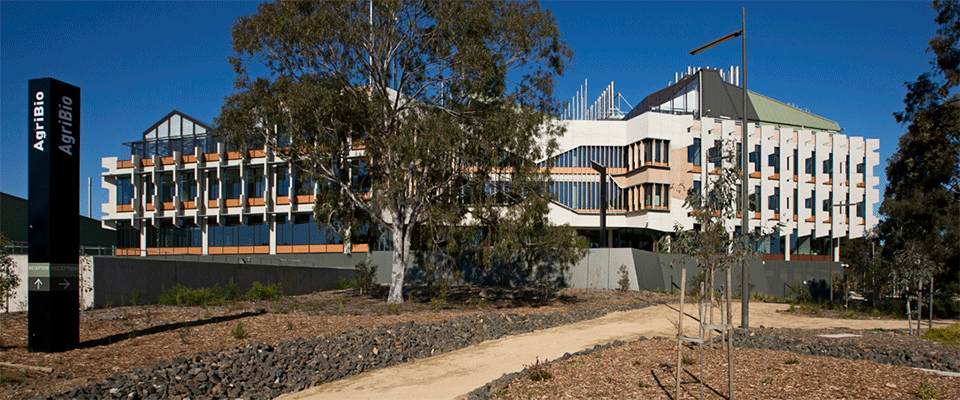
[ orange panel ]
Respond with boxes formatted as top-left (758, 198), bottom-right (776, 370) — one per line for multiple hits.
top-left (770, 213), bottom-right (780, 220)
top-left (309, 245), bottom-right (325, 253)
top-left (225, 199), bottom-right (241, 207)
top-left (141, 159), bottom-right (154, 167)
top-left (749, 171), bottom-right (761, 179)
top-left (183, 201), bottom-right (196, 209)
top-left (353, 243), bottom-right (370, 253)
top-left (160, 156), bottom-right (175, 165)
top-left (145, 204), bottom-right (155, 211)
top-left (226, 151), bottom-right (242, 160)
top-left (690, 166), bottom-right (702, 173)
top-left (327, 244), bottom-right (344, 253)
top-left (204, 154), bottom-right (220, 162)
top-left (857, 182), bottom-right (865, 188)
top-left (823, 179), bottom-right (833, 186)
top-left (768, 173), bottom-right (780, 180)
top-left (805, 217), bottom-right (816, 223)
top-left (793, 175), bottom-right (798, 182)
top-left (753, 212), bottom-right (761, 219)
top-left (117, 160), bottom-right (134, 169)
top-left (249, 198), bottom-right (265, 206)
top-left (292, 245), bottom-right (310, 253)
top-left (187, 247), bottom-right (202, 255)
top-left (181, 155), bottom-right (197, 164)
top-left (277, 197), bottom-right (290, 205)
top-left (208, 200), bottom-right (218, 208)
top-left (248, 149), bottom-right (266, 158)
top-left (294, 195), bottom-right (313, 204)
top-left (117, 204), bottom-right (134, 212)
top-left (162, 202), bottom-right (175, 210)
top-left (254, 246), bottom-right (269, 254)
top-left (277, 245), bottom-right (293, 254)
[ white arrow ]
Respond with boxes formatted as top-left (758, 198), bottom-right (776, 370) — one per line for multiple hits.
top-left (34, 279), bottom-right (43, 289)
top-left (59, 280), bottom-right (70, 289)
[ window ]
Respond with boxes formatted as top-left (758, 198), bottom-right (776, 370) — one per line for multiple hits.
top-left (276, 166), bottom-right (289, 197)
top-left (856, 162), bottom-right (865, 174)
top-left (691, 180), bottom-right (702, 197)
top-left (856, 202), bottom-right (865, 218)
top-left (845, 155), bottom-right (851, 181)
top-left (116, 177), bottom-right (134, 205)
top-left (768, 187), bottom-right (780, 212)
top-left (688, 138), bottom-right (701, 166)
top-left (293, 169), bottom-right (314, 196)
top-left (793, 189), bottom-right (798, 214)
top-left (642, 139), bottom-right (669, 165)
top-left (822, 193), bottom-right (833, 213)
top-left (179, 172), bottom-right (196, 201)
top-left (793, 149), bottom-right (799, 174)
top-left (751, 145), bottom-right (761, 172)
top-left (709, 140), bottom-right (722, 169)
top-left (143, 175), bottom-right (154, 198)
top-left (246, 167), bottom-right (264, 198)
top-left (823, 156), bottom-right (833, 178)
top-left (223, 168), bottom-right (241, 199)
top-left (805, 153), bottom-right (815, 175)
top-left (643, 183), bottom-right (669, 208)
top-left (206, 170), bottom-right (219, 200)
top-left (769, 147), bottom-right (780, 174)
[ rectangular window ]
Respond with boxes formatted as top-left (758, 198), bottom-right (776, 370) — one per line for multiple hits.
top-left (206, 170), bottom-right (219, 200)
top-left (688, 138), bottom-right (702, 166)
top-left (691, 180), bottom-right (701, 197)
top-left (823, 193), bottom-right (833, 213)
top-left (143, 175), bottom-right (154, 198)
top-left (223, 168), bottom-right (241, 199)
top-left (246, 166), bottom-right (264, 198)
top-left (845, 155), bottom-right (851, 181)
top-left (709, 140), bottom-right (722, 169)
top-left (751, 145), bottom-right (761, 171)
top-left (805, 156), bottom-right (815, 175)
top-left (856, 162), bottom-right (865, 174)
top-left (823, 156), bottom-right (833, 178)
top-left (179, 171), bottom-right (196, 201)
top-left (117, 177), bottom-right (134, 205)
top-left (856, 202), bottom-right (865, 218)
top-left (793, 149), bottom-right (799, 174)
top-left (769, 147), bottom-right (780, 174)
top-left (276, 166), bottom-right (289, 197)
top-left (768, 187), bottom-right (780, 212)
top-left (644, 141), bottom-right (653, 164)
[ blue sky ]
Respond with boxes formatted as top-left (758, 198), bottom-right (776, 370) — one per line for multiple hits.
top-left (0, 1), bottom-right (940, 221)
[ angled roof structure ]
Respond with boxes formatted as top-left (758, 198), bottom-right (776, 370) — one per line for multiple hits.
top-left (624, 69), bottom-right (840, 131)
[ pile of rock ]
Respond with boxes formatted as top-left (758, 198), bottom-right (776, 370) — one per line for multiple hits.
top-left (34, 301), bottom-right (658, 400)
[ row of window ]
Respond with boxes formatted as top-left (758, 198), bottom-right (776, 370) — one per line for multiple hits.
top-left (115, 167), bottom-right (315, 205)
top-left (687, 139), bottom-right (867, 180)
top-left (115, 215), bottom-right (345, 249)
top-left (689, 181), bottom-right (866, 218)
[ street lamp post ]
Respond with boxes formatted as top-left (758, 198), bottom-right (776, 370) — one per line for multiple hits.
top-left (691, 7), bottom-right (750, 329)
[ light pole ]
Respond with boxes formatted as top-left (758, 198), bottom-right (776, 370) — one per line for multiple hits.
top-left (690, 7), bottom-right (750, 329)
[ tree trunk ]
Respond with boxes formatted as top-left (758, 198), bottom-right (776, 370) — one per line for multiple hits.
top-left (929, 275), bottom-right (934, 330)
top-left (388, 222), bottom-right (412, 304)
top-left (906, 289), bottom-right (914, 336)
top-left (917, 279), bottom-right (922, 336)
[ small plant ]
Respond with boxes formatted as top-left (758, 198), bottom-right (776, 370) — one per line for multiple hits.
top-left (637, 381), bottom-right (650, 388)
top-left (179, 326), bottom-right (191, 345)
top-left (787, 304), bottom-right (797, 312)
top-left (230, 321), bottom-right (249, 340)
top-left (388, 304), bottom-right (401, 315)
top-left (761, 378), bottom-right (772, 385)
top-left (0, 373), bottom-right (24, 384)
top-left (922, 322), bottom-right (960, 346)
top-left (524, 357), bottom-right (551, 381)
top-left (911, 380), bottom-right (939, 399)
top-left (225, 278), bottom-right (240, 301)
top-left (617, 264), bottom-right (630, 291)
top-left (245, 282), bottom-right (282, 301)
top-left (130, 290), bottom-right (144, 306)
top-left (354, 258), bottom-right (378, 295)
top-left (286, 321), bottom-right (295, 331)
top-left (785, 357), bottom-right (799, 365)
top-left (682, 355), bottom-right (696, 365)
top-left (104, 295), bottom-right (114, 309)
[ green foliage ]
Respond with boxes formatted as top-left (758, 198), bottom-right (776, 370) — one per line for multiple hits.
top-left (911, 380), bottom-right (940, 399)
top-left (785, 358), bottom-right (800, 365)
top-left (0, 233), bottom-right (21, 313)
top-left (922, 322), bottom-right (960, 346)
top-left (882, 0), bottom-right (960, 297)
top-left (218, 0), bottom-right (575, 304)
top-left (681, 356), bottom-right (695, 365)
top-left (158, 284), bottom-right (224, 307)
top-left (524, 357), bottom-right (552, 381)
top-left (230, 321), bottom-right (249, 340)
top-left (354, 258), bottom-right (378, 295)
top-left (245, 282), bottom-right (282, 301)
top-left (617, 264), bottom-right (630, 291)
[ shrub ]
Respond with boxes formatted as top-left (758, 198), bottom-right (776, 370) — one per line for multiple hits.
top-left (230, 321), bottom-right (248, 340)
top-left (158, 284), bottom-right (223, 306)
top-left (922, 322), bottom-right (960, 346)
top-left (524, 357), bottom-right (551, 381)
top-left (354, 259), bottom-right (378, 295)
top-left (911, 380), bottom-right (939, 399)
top-left (245, 281), bottom-right (282, 301)
top-left (617, 264), bottom-right (630, 291)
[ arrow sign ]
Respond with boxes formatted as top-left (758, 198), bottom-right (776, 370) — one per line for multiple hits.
top-left (35, 279), bottom-right (43, 289)
top-left (59, 280), bottom-right (70, 290)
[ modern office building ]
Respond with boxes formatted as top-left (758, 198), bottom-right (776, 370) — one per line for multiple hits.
top-left (100, 67), bottom-right (879, 261)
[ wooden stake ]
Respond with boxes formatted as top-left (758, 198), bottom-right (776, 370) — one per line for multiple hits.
top-left (676, 268), bottom-right (686, 400)
top-left (727, 267), bottom-right (734, 400)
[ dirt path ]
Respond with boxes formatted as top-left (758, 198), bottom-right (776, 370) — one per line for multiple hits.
top-left (276, 302), bottom-right (958, 400)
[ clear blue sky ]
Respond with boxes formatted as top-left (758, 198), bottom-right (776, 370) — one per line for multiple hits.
top-left (0, 1), bottom-right (940, 221)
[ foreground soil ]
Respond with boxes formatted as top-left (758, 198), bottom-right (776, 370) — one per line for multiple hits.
top-left (0, 287), bottom-right (660, 399)
top-left (493, 337), bottom-right (960, 400)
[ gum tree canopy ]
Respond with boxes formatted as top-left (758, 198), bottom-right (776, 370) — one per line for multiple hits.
top-left (217, 0), bottom-right (577, 303)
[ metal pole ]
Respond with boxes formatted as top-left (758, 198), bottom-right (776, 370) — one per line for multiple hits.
top-left (740, 6), bottom-right (750, 330)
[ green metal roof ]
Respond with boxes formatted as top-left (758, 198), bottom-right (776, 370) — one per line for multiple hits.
top-left (748, 91), bottom-right (840, 131)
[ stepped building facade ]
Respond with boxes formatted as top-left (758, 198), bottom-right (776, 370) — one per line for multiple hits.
top-left (101, 68), bottom-right (879, 261)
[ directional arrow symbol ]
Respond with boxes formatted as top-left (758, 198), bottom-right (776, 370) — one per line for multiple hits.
top-left (35, 279), bottom-right (43, 289)
top-left (59, 280), bottom-right (70, 290)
